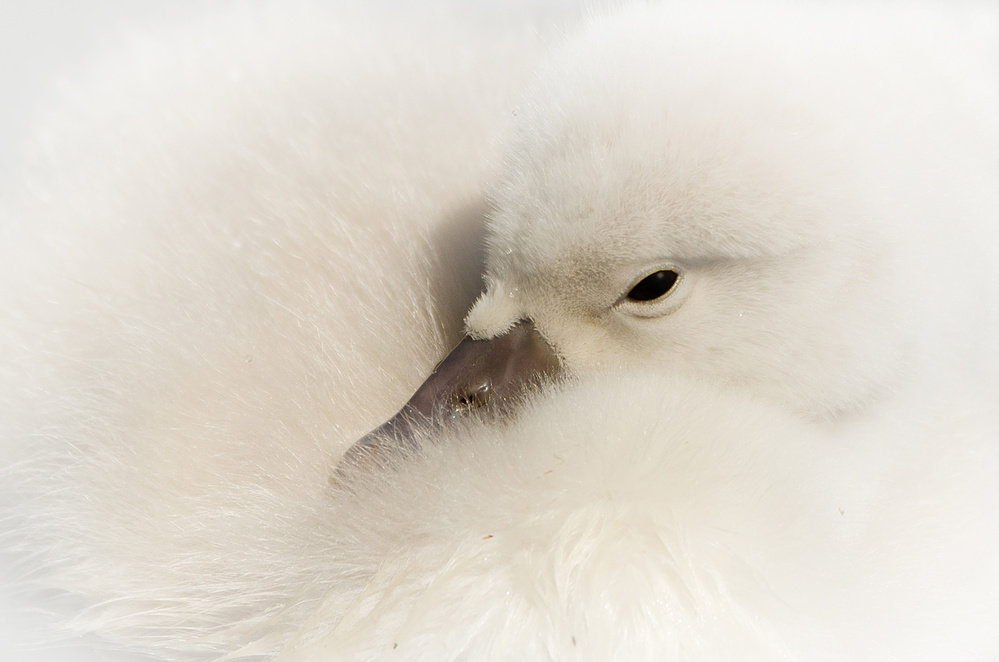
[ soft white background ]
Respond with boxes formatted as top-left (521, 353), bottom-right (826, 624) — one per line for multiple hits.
top-left (0, 1), bottom-right (217, 174)
top-left (1, 4), bottom-right (210, 659)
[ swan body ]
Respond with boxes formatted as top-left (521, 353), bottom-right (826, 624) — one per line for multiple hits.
top-left (2, 2), bottom-right (998, 661)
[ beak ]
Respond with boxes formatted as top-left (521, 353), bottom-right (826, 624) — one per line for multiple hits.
top-left (338, 320), bottom-right (560, 471)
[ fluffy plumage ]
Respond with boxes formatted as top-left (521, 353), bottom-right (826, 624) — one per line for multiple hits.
top-left (2, 2), bottom-right (998, 661)
top-left (470, 2), bottom-right (999, 418)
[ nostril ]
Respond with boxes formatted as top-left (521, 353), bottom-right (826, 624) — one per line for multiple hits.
top-left (450, 384), bottom-right (492, 417)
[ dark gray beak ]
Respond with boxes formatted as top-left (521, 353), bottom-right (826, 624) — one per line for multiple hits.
top-left (338, 320), bottom-right (560, 471)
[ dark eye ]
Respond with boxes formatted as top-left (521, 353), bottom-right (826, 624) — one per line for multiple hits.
top-left (626, 269), bottom-right (679, 302)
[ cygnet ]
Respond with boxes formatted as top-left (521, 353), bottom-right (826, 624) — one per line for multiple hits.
top-left (2, 2), bottom-right (998, 662)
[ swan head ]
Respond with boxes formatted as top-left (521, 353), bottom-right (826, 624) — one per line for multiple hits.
top-left (345, 5), bottom-right (916, 466)
top-left (467, 6), bottom-right (912, 420)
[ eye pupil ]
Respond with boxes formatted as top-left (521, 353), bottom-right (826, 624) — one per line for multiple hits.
top-left (627, 269), bottom-right (679, 302)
